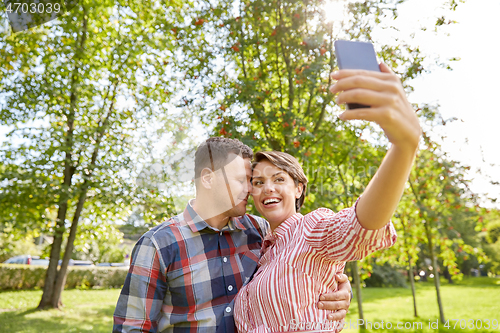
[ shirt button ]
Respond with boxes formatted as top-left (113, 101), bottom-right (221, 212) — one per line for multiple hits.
top-left (228, 285), bottom-right (233, 291)
top-left (223, 257), bottom-right (228, 263)
top-left (225, 306), bottom-right (231, 313)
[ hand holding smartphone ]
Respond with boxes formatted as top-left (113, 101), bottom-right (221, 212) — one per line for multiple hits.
top-left (333, 40), bottom-right (380, 109)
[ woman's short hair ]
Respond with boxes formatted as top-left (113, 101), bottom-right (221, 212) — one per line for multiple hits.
top-left (252, 151), bottom-right (308, 211)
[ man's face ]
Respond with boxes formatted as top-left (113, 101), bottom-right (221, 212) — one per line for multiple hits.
top-left (211, 155), bottom-right (252, 218)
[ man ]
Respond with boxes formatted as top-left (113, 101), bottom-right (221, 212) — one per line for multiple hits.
top-left (113, 137), bottom-right (352, 333)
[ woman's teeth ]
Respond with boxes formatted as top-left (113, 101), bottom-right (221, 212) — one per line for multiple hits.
top-left (263, 198), bottom-right (281, 205)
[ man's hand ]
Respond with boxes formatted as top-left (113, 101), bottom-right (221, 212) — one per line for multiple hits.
top-left (317, 274), bottom-right (351, 332)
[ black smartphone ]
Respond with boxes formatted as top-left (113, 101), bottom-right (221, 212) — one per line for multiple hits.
top-left (334, 40), bottom-right (380, 110)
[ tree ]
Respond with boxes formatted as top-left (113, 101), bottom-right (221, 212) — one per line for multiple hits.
top-left (387, 201), bottom-right (423, 318)
top-left (72, 220), bottom-right (128, 264)
top-left (480, 208), bottom-right (500, 275)
top-left (0, 225), bottom-right (42, 262)
top-left (0, 0), bottom-right (183, 308)
top-left (1, 0), bottom-right (479, 323)
top-left (170, 0), bottom-right (465, 324)
top-left (406, 127), bottom-right (488, 323)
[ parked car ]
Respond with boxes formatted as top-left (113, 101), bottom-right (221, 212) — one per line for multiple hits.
top-left (3, 256), bottom-right (95, 266)
top-left (71, 260), bottom-right (94, 266)
top-left (3, 255), bottom-right (50, 266)
top-left (96, 262), bottom-right (128, 267)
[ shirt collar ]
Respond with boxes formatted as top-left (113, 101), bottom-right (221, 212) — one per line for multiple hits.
top-left (263, 212), bottom-right (303, 245)
top-left (182, 199), bottom-right (246, 233)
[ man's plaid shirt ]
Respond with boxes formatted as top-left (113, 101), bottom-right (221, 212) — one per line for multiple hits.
top-left (113, 199), bottom-right (269, 333)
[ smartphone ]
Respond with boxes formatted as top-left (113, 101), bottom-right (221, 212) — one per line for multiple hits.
top-left (334, 40), bottom-right (380, 110)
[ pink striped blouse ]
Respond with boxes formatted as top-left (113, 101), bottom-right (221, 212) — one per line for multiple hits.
top-left (233, 203), bottom-right (397, 333)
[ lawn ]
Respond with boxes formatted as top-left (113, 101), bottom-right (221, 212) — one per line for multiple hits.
top-left (344, 277), bottom-right (500, 332)
top-left (0, 289), bottom-right (118, 333)
top-left (0, 277), bottom-right (498, 333)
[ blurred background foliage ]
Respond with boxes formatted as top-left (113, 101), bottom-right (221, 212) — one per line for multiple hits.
top-left (0, 0), bottom-right (497, 318)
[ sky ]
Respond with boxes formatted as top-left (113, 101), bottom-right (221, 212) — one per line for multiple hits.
top-left (1, 0), bottom-right (499, 208)
top-left (390, 0), bottom-right (500, 207)
top-left (323, 0), bottom-right (500, 208)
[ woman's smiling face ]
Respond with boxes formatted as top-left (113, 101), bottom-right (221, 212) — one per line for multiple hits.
top-left (251, 160), bottom-right (303, 230)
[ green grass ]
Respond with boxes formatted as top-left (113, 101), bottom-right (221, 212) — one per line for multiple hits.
top-left (345, 277), bottom-right (500, 332)
top-left (0, 277), bottom-right (498, 333)
top-left (0, 289), bottom-right (120, 333)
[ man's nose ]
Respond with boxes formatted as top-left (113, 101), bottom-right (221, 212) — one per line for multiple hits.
top-left (244, 180), bottom-right (252, 194)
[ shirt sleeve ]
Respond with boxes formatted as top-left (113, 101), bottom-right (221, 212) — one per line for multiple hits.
top-left (303, 198), bottom-right (397, 262)
top-left (113, 235), bottom-right (168, 333)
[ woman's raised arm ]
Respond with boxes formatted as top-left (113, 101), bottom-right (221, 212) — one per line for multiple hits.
top-left (329, 63), bottom-right (421, 230)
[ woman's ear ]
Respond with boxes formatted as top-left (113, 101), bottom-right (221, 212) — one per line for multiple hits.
top-left (200, 168), bottom-right (214, 189)
top-left (296, 183), bottom-right (304, 199)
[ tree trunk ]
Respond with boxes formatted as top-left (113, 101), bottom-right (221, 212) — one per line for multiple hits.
top-left (408, 178), bottom-right (445, 323)
top-left (401, 215), bottom-right (418, 317)
top-left (408, 262), bottom-right (418, 317)
top-left (351, 261), bottom-right (365, 329)
top-left (37, 203), bottom-right (69, 309)
top-left (51, 189), bottom-right (88, 307)
top-left (425, 222), bottom-right (446, 323)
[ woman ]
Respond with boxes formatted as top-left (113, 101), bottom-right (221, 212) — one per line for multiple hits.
top-left (233, 151), bottom-right (397, 333)
top-left (234, 64), bottom-right (421, 333)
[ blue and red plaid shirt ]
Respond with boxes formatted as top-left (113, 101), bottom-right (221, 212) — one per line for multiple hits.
top-left (113, 199), bottom-right (269, 333)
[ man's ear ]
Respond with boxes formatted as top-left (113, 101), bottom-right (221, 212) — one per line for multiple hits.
top-left (200, 168), bottom-right (214, 190)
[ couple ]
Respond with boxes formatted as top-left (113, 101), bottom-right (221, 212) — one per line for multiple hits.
top-left (113, 64), bottom-right (421, 333)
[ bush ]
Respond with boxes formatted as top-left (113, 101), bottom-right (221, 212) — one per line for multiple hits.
top-left (0, 264), bottom-right (129, 290)
top-left (364, 263), bottom-right (408, 288)
top-left (0, 231), bottom-right (41, 263)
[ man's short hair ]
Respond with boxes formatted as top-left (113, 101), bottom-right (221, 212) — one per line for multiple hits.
top-left (194, 137), bottom-right (253, 189)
